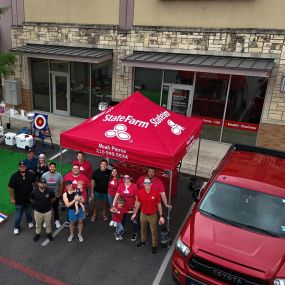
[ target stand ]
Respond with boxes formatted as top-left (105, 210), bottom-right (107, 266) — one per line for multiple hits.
top-left (32, 113), bottom-right (54, 150)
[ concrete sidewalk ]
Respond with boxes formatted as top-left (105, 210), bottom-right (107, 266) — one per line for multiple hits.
top-left (1, 112), bottom-right (230, 179)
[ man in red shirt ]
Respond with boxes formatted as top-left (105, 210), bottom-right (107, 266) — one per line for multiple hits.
top-left (136, 167), bottom-right (171, 210)
top-left (63, 164), bottom-right (90, 203)
top-left (131, 177), bottom-right (165, 255)
top-left (72, 151), bottom-right (92, 180)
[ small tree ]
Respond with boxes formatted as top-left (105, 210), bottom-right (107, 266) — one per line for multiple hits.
top-left (0, 6), bottom-right (17, 78)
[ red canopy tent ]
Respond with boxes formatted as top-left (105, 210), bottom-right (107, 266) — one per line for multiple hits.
top-left (60, 91), bottom-right (203, 229)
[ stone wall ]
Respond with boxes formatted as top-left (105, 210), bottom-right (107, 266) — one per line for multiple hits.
top-left (11, 23), bottom-right (285, 148)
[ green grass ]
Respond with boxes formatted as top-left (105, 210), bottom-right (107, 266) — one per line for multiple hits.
top-left (0, 148), bottom-right (71, 215)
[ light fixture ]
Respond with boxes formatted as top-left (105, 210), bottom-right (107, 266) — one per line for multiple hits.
top-left (120, 65), bottom-right (125, 77)
top-left (280, 75), bottom-right (285, 92)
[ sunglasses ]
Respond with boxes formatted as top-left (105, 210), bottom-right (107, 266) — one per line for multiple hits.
top-left (144, 182), bottom-right (151, 184)
top-left (123, 176), bottom-right (130, 179)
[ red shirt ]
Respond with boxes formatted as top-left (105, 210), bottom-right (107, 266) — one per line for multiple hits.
top-left (108, 177), bottom-right (123, 197)
top-left (136, 176), bottom-right (165, 194)
top-left (112, 204), bottom-right (128, 223)
top-left (63, 172), bottom-right (90, 202)
top-left (138, 187), bottom-right (161, 215)
top-left (116, 182), bottom-right (138, 210)
top-left (72, 160), bottom-right (93, 180)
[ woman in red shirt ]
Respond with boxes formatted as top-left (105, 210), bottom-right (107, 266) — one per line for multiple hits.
top-left (113, 174), bottom-right (139, 241)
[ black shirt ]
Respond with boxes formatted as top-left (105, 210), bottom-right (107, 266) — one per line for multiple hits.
top-left (35, 165), bottom-right (49, 181)
top-left (67, 191), bottom-right (77, 210)
top-left (30, 187), bottom-right (55, 213)
top-left (8, 171), bottom-right (36, 205)
top-left (92, 168), bottom-right (111, 193)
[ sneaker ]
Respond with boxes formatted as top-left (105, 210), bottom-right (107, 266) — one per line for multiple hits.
top-left (28, 222), bottom-right (34, 229)
top-left (109, 221), bottom-right (114, 227)
top-left (14, 228), bottom-right (19, 235)
top-left (131, 233), bottom-right (137, 241)
top-left (78, 234), bottom-right (83, 242)
top-left (113, 222), bottom-right (117, 227)
top-left (47, 233), bottom-right (53, 241)
top-left (43, 222), bottom-right (46, 228)
top-left (33, 234), bottom-right (40, 242)
top-left (114, 233), bottom-right (122, 240)
top-left (136, 241), bottom-right (147, 248)
top-left (67, 234), bottom-right (74, 242)
top-left (65, 222), bottom-right (70, 228)
top-left (151, 247), bottom-right (157, 255)
top-left (55, 220), bottom-right (61, 229)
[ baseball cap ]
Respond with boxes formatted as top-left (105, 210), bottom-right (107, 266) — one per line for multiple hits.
top-left (38, 178), bottom-right (46, 184)
top-left (65, 180), bottom-right (73, 185)
top-left (27, 148), bottom-right (34, 153)
top-left (18, 160), bottom-right (26, 166)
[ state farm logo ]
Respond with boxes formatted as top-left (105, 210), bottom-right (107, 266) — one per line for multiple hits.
top-left (105, 124), bottom-right (131, 141)
top-left (167, 120), bottom-right (185, 135)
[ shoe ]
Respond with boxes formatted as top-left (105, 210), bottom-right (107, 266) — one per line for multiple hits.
top-left (136, 241), bottom-right (147, 248)
top-left (28, 222), bottom-right (34, 229)
top-left (55, 220), bottom-right (61, 229)
top-left (78, 234), bottom-right (83, 242)
top-left (114, 233), bottom-right (122, 240)
top-left (43, 222), bottom-right (46, 228)
top-left (113, 222), bottom-right (117, 227)
top-left (65, 222), bottom-right (70, 228)
top-left (47, 233), bottom-right (53, 241)
top-left (14, 228), bottom-right (19, 235)
top-left (90, 215), bottom-right (96, 223)
top-left (151, 247), bottom-right (157, 255)
top-left (131, 233), bottom-right (137, 241)
top-left (67, 234), bottom-right (74, 242)
top-left (109, 221), bottom-right (114, 227)
top-left (102, 215), bottom-right (108, 221)
top-left (33, 234), bottom-right (40, 242)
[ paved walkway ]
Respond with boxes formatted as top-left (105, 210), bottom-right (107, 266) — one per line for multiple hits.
top-left (1, 112), bottom-right (230, 178)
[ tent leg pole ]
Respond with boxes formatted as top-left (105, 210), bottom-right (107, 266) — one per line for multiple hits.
top-left (194, 136), bottom-right (201, 178)
top-left (167, 170), bottom-right (173, 231)
top-left (60, 147), bottom-right (63, 174)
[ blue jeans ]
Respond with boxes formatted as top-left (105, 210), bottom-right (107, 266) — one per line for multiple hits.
top-left (14, 204), bottom-right (33, 229)
top-left (116, 223), bottom-right (124, 235)
top-left (123, 213), bottom-right (138, 235)
top-left (108, 194), bottom-right (114, 206)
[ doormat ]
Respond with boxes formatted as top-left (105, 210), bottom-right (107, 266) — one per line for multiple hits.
top-left (0, 212), bottom-right (8, 225)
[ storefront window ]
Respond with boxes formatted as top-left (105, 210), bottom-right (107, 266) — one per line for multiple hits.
top-left (70, 62), bottom-right (90, 118)
top-left (31, 58), bottom-right (50, 112)
top-left (192, 73), bottom-right (230, 141)
top-left (222, 76), bottom-right (267, 145)
top-left (91, 60), bottom-right (113, 116)
top-left (164, 70), bottom-right (194, 85)
top-left (134, 68), bottom-right (163, 105)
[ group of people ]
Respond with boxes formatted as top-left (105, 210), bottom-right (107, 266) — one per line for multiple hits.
top-left (8, 149), bottom-right (172, 254)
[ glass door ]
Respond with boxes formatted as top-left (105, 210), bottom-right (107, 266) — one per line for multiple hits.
top-left (52, 72), bottom-right (70, 116)
top-left (167, 84), bottom-right (193, 116)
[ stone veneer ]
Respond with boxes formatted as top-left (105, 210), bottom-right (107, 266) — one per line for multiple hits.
top-left (11, 23), bottom-right (285, 149)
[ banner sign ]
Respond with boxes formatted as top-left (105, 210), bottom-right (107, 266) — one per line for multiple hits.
top-left (193, 116), bottom-right (259, 132)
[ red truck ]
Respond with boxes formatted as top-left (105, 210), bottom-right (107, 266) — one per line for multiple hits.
top-left (172, 144), bottom-right (285, 285)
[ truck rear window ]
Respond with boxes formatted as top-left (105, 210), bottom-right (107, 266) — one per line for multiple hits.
top-left (199, 182), bottom-right (285, 238)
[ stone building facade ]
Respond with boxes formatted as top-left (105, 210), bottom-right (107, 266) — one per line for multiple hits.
top-left (11, 22), bottom-right (285, 150)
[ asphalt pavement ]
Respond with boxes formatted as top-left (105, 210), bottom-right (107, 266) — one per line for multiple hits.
top-left (0, 143), bottom-right (206, 285)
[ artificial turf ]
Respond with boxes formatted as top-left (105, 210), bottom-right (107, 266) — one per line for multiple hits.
top-left (0, 148), bottom-right (71, 215)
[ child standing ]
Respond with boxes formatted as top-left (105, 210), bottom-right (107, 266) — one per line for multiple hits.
top-left (75, 181), bottom-right (85, 214)
top-left (110, 197), bottom-right (128, 240)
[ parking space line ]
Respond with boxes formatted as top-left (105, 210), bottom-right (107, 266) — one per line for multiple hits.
top-left (152, 202), bottom-right (196, 285)
top-left (41, 224), bottom-right (66, 247)
top-left (0, 255), bottom-right (68, 285)
top-left (49, 149), bottom-right (68, 161)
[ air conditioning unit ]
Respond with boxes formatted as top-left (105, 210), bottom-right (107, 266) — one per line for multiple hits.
top-left (3, 80), bottom-right (22, 105)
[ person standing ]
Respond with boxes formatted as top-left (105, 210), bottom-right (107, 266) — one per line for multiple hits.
top-left (41, 162), bottom-right (63, 229)
top-left (108, 167), bottom-right (123, 210)
top-left (137, 167), bottom-right (172, 210)
top-left (90, 159), bottom-right (111, 222)
top-left (30, 178), bottom-right (55, 242)
top-left (35, 153), bottom-right (49, 181)
top-left (131, 177), bottom-right (165, 255)
top-left (72, 151), bottom-right (93, 180)
top-left (63, 180), bottom-right (85, 242)
top-left (8, 161), bottom-right (36, 235)
top-left (113, 174), bottom-right (139, 241)
top-left (24, 149), bottom-right (38, 174)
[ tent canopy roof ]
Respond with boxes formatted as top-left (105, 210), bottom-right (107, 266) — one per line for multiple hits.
top-left (60, 92), bottom-right (203, 170)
